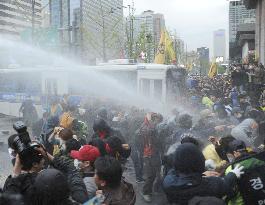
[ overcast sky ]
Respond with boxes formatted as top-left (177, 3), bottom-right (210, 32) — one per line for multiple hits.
top-left (124, 0), bottom-right (229, 57)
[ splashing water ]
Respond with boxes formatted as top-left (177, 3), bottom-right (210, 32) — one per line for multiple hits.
top-left (0, 36), bottom-right (170, 114)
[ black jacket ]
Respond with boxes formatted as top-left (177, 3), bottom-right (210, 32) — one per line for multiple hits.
top-left (3, 156), bottom-right (88, 204)
top-left (51, 156), bottom-right (89, 203)
top-left (163, 169), bottom-right (237, 205)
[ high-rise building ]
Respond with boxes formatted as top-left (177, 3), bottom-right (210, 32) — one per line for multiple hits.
top-left (229, 0), bottom-right (255, 43)
top-left (41, 0), bottom-right (50, 28)
top-left (50, 0), bottom-right (124, 63)
top-left (129, 10), bottom-right (165, 62)
top-left (0, 0), bottom-right (42, 38)
top-left (213, 29), bottom-right (226, 62)
top-left (82, 0), bottom-right (124, 63)
top-left (244, 0), bottom-right (265, 65)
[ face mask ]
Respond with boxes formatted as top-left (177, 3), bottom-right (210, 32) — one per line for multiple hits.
top-left (227, 156), bottom-right (235, 163)
top-left (74, 159), bottom-right (82, 170)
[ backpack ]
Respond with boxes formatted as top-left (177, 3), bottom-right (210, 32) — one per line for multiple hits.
top-left (232, 152), bottom-right (265, 205)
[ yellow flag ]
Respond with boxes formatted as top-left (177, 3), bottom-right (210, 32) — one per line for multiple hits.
top-left (154, 30), bottom-right (166, 64)
top-left (208, 62), bottom-right (217, 78)
top-left (165, 31), bottom-right (176, 63)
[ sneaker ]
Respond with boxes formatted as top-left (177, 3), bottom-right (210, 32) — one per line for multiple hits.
top-left (140, 192), bottom-right (152, 203)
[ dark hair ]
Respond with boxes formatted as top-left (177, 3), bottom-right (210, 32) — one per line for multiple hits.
top-left (93, 119), bottom-right (110, 133)
top-left (215, 135), bottom-right (236, 160)
top-left (94, 156), bottom-right (122, 188)
top-left (29, 169), bottom-right (70, 205)
top-left (181, 136), bottom-right (199, 147)
top-left (64, 138), bottom-right (81, 154)
top-left (59, 128), bottom-right (73, 141)
top-left (178, 114), bottom-right (192, 129)
top-left (20, 149), bottom-right (43, 171)
top-left (173, 143), bottom-right (205, 174)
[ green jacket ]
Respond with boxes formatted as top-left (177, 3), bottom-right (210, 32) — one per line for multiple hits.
top-left (225, 156), bottom-right (265, 205)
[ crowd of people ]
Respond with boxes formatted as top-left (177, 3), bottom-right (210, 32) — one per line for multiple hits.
top-left (1, 62), bottom-right (265, 205)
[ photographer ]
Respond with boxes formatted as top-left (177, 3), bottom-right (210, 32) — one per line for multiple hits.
top-left (3, 121), bottom-right (89, 204)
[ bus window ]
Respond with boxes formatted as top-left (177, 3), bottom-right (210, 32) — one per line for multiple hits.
top-left (154, 80), bottom-right (162, 100)
top-left (142, 79), bottom-right (150, 97)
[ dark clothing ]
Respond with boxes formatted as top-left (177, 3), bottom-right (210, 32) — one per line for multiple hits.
top-left (142, 157), bottom-right (161, 195)
top-left (3, 173), bottom-right (38, 204)
top-left (231, 70), bottom-right (248, 87)
top-left (52, 156), bottom-right (89, 203)
top-left (3, 156), bottom-right (88, 204)
top-left (136, 122), bottom-right (162, 195)
top-left (103, 179), bottom-right (136, 205)
top-left (163, 169), bottom-right (237, 205)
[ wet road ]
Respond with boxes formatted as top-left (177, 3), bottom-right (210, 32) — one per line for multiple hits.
top-left (0, 115), bottom-right (168, 205)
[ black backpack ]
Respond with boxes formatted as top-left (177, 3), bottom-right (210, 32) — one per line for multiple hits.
top-left (232, 152), bottom-right (265, 205)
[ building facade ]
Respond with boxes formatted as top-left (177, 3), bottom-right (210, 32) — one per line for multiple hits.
top-left (82, 0), bottom-right (124, 63)
top-left (244, 0), bottom-right (265, 64)
top-left (213, 29), bottom-right (226, 62)
top-left (229, 0), bottom-right (256, 43)
top-left (129, 10), bottom-right (165, 62)
top-left (50, 0), bottom-right (124, 63)
top-left (0, 0), bottom-right (42, 39)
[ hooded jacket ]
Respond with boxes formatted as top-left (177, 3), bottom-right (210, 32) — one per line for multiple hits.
top-left (163, 143), bottom-right (237, 205)
top-left (231, 118), bottom-right (258, 147)
top-left (163, 169), bottom-right (237, 205)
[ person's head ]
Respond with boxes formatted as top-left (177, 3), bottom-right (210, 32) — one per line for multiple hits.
top-left (93, 119), bottom-right (110, 134)
top-left (20, 148), bottom-right (45, 172)
top-left (216, 105), bottom-right (228, 119)
top-left (215, 135), bottom-right (236, 161)
top-left (178, 114), bottom-right (192, 129)
top-left (200, 109), bottom-right (213, 120)
top-left (173, 143), bottom-right (205, 174)
top-left (97, 107), bottom-right (108, 120)
top-left (70, 145), bottom-right (101, 172)
top-left (232, 107), bottom-right (244, 119)
top-left (94, 156), bottom-right (122, 189)
top-left (180, 133), bottom-right (199, 147)
top-left (226, 140), bottom-right (247, 162)
top-left (247, 109), bottom-right (264, 123)
top-left (30, 169), bottom-right (70, 205)
top-left (64, 138), bottom-right (81, 154)
top-left (59, 128), bottom-right (73, 141)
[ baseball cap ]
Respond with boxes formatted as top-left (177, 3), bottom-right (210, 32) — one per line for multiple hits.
top-left (70, 145), bottom-right (100, 162)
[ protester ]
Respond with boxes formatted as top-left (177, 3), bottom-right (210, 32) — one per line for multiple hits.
top-left (93, 156), bottom-right (136, 205)
top-left (136, 113), bottom-right (163, 202)
top-left (70, 145), bottom-right (101, 199)
top-left (163, 143), bottom-right (243, 204)
top-left (224, 140), bottom-right (265, 205)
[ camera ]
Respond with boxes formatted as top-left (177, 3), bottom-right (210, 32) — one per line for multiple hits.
top-left (12, 121), bottom-right (40, 158)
